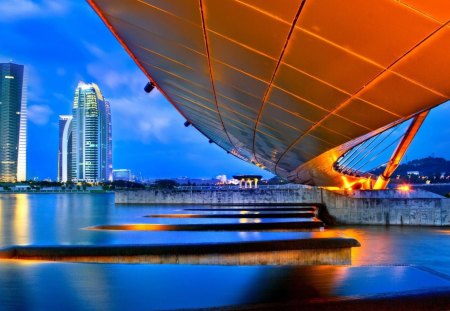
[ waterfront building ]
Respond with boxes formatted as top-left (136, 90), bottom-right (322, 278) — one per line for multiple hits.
top-left (0, 62), bottom-right (27, 182)
top-left (57, 115), bottom-right (73, 182)
top-left (215, 175), bottom-right (227, 184)
top-left (113, 169), bottom-right (132, 182)
top-left (70, 82), bottom-right (112, 182)
top-left (233, 175), bottom-right (262, 189)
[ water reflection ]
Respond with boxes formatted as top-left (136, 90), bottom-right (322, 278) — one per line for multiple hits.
top-left (0, 194), bottom-right (31, 245)
top-left (1, 194), bottom-right (450, 276)
top-left (329, 227), bottom-right (404, 266)
top-left (1, 262), bottom-right (449, 310)
top-left (0, 194), bottom-right (322, 247)
top-left (14, 195), bottom-right (30, 245)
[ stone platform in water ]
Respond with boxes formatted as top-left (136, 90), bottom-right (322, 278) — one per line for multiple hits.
top-left (183, 206), bottom-right (317, 212)
top-left (88, 219), bottom-right (324, 232)
top-left (0, 262), bottom-right (449, 310)
top-left (144, 212), bottom-right (316, 218)
top-left (116, 188), bottom-right (450, 226)
top-left (0, 236), bottom-right (359, 265)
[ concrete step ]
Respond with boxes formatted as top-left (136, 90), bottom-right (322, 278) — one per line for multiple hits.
top-left (144, 212), bottom-right (317, 219)
top-left (0, 236), bottom-right (359, 265)
top-left (184, 207), bottom-right (317, 212)
top-left (88, 220), bottom-right (324, 232)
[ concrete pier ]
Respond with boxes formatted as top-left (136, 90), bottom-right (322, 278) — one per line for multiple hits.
top-left (323, 189), bottom-right (450, 226)
top-left (116, 188), bottom-right (450, 226)
top-left (0, 238), bottom-right (359, 265)
top-left (115, 187), bottom-right (322, 205)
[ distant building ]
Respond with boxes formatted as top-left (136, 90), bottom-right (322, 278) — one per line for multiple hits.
top-left (13, 184), bottom-right (29, 191)
top-left (113, 169), bottom-right (132, 182)
top-left (216, 175), bottom-right (227, 184)
top-left (58, 115), bottom-right (73, 182)
top-left (59, 82), bottom-right (112, 183)
top-left (0, 62), bottom-right (27, 182)
top-left (407, 171), bottom-right (420, 176)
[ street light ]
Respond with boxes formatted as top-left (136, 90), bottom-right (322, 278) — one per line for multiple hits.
top-left (144, 82), bottom-right (155, 93)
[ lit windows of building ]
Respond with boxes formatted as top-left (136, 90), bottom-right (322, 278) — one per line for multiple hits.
top-left (0, 63), bottom-right (27, 182)
top-left (64, 82), bottom-right (112, 183)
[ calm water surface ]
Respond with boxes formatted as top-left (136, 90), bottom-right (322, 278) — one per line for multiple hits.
top-left (0, 193), bottom-right (323, 247)
top-left (1, 193), bottom-right (450, 310)
top-left (1, 193), bottom-right (450, 271)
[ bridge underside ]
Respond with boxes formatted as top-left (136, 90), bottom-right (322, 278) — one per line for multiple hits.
top-left (88, 0), bottom-right (450, 187)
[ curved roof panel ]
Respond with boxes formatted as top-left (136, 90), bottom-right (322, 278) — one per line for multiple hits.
top-left (88, 0), bottom-right (450, 186)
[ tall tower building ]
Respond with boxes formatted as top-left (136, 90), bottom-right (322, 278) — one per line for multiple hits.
top-left (0, 63), bottom-right (27, 182)
top-left (70, 82), bottom-right (112, 182)
top-left (57, 115), bottom-right (73, 182)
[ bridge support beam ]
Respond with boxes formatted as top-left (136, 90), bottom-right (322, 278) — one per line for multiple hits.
top-left (373, 110), bottom-right (430, 190)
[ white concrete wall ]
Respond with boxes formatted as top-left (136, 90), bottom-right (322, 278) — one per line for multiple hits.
top-left (323, 190), bottom-right (450, 226)
top-left (115, 188), bottom-right (322, 205)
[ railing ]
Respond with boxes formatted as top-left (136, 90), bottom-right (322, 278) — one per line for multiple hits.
top-left (334, 118), bottom-right (413, 177)
top-left (175, 184), bottom-right (311, 191)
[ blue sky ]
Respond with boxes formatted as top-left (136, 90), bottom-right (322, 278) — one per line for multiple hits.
top-left (0, 0), bottom-right (274, 180)
top-left (1, 1), bottom-right (449, 181)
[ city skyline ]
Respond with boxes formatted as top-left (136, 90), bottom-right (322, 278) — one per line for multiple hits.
top-left (1, 1), bottom-right (449, 181)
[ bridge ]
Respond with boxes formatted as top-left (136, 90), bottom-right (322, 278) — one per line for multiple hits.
top-left (88, 0), bottom-right (450, 189)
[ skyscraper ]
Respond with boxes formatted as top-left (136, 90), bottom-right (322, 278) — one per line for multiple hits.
top-left (67, 82), bottom-right (112, 182)
top-left (0, 63), bottom-right (27, 182)
top-left (57, 115), bottom-right (73, 182)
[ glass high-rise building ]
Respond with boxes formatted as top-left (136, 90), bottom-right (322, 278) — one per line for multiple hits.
top-left (0, 63), bottom-right (27, 182)
top-left (57, 115), bottom-right (73, 182)
top-left (69, 82), bottom-right (112, 182)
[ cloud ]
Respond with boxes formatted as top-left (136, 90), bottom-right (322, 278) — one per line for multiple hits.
top-left (86, 63), bottom-right (132, 90)
top-left (109, 88), bottom-right (204, 144)
top-left (84, 52), bottom-right (205, 145)
top-left (110, 92), bottom-right (174, 143)
top-left (0, 0), bottom-right (69, 21)
top-left (28, 104), bottom-right (53, 125)
top-left (25, 64), bottom-right (46, 102)
top-left (83, 41), bottom-right (107, 59)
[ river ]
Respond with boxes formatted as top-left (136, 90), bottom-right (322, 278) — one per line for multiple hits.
top-left (1, 193), bottom-right (449, 310)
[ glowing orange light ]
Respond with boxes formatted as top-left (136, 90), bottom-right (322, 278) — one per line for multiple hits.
top-left (397, 185), bottom-right (411, 191)
top-left (340, 176), bottom-right (369, 191)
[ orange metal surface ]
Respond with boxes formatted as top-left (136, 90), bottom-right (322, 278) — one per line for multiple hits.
top-left (373, 110), bottom-right (430, 189)
top-left (88, 0), bottom-right (450, 186)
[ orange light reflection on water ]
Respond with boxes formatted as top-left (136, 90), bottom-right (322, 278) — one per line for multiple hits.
top-left (239, 218), bottom-right (262, 223)
top-left (13, 194), bottom-right (30, 245)
top-left (0, 197), bottom-right (3, 245)
top-left (341, 228), bottom-right (365, 264)
top-left (328, 227), bottom-right (396, 266)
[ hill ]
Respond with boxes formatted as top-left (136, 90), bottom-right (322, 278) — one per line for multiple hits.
top-left (370, 157), bottom-right (450, 184)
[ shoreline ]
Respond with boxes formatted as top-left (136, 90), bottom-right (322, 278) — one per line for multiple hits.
top-left (0, 190), bottom-right (112, 194)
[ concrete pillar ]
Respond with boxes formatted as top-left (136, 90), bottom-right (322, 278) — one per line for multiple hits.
top-left (239, 179), bottom-right (244, 189)
top-left (248, 179), bottom-right (253, 189)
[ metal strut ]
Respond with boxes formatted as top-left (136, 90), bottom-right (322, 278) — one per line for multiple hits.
top-left (373, 110), bottom-right (430, 190)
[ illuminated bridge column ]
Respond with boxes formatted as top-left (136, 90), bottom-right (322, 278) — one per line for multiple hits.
top-left (234, 175), bottom-right (262, 190)
top-left (247, 179), bottom-right (253, 189)
top-left (239, 179), bottom-right (244, 189)
top-left (373, 110), bottom-right (430, 190)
